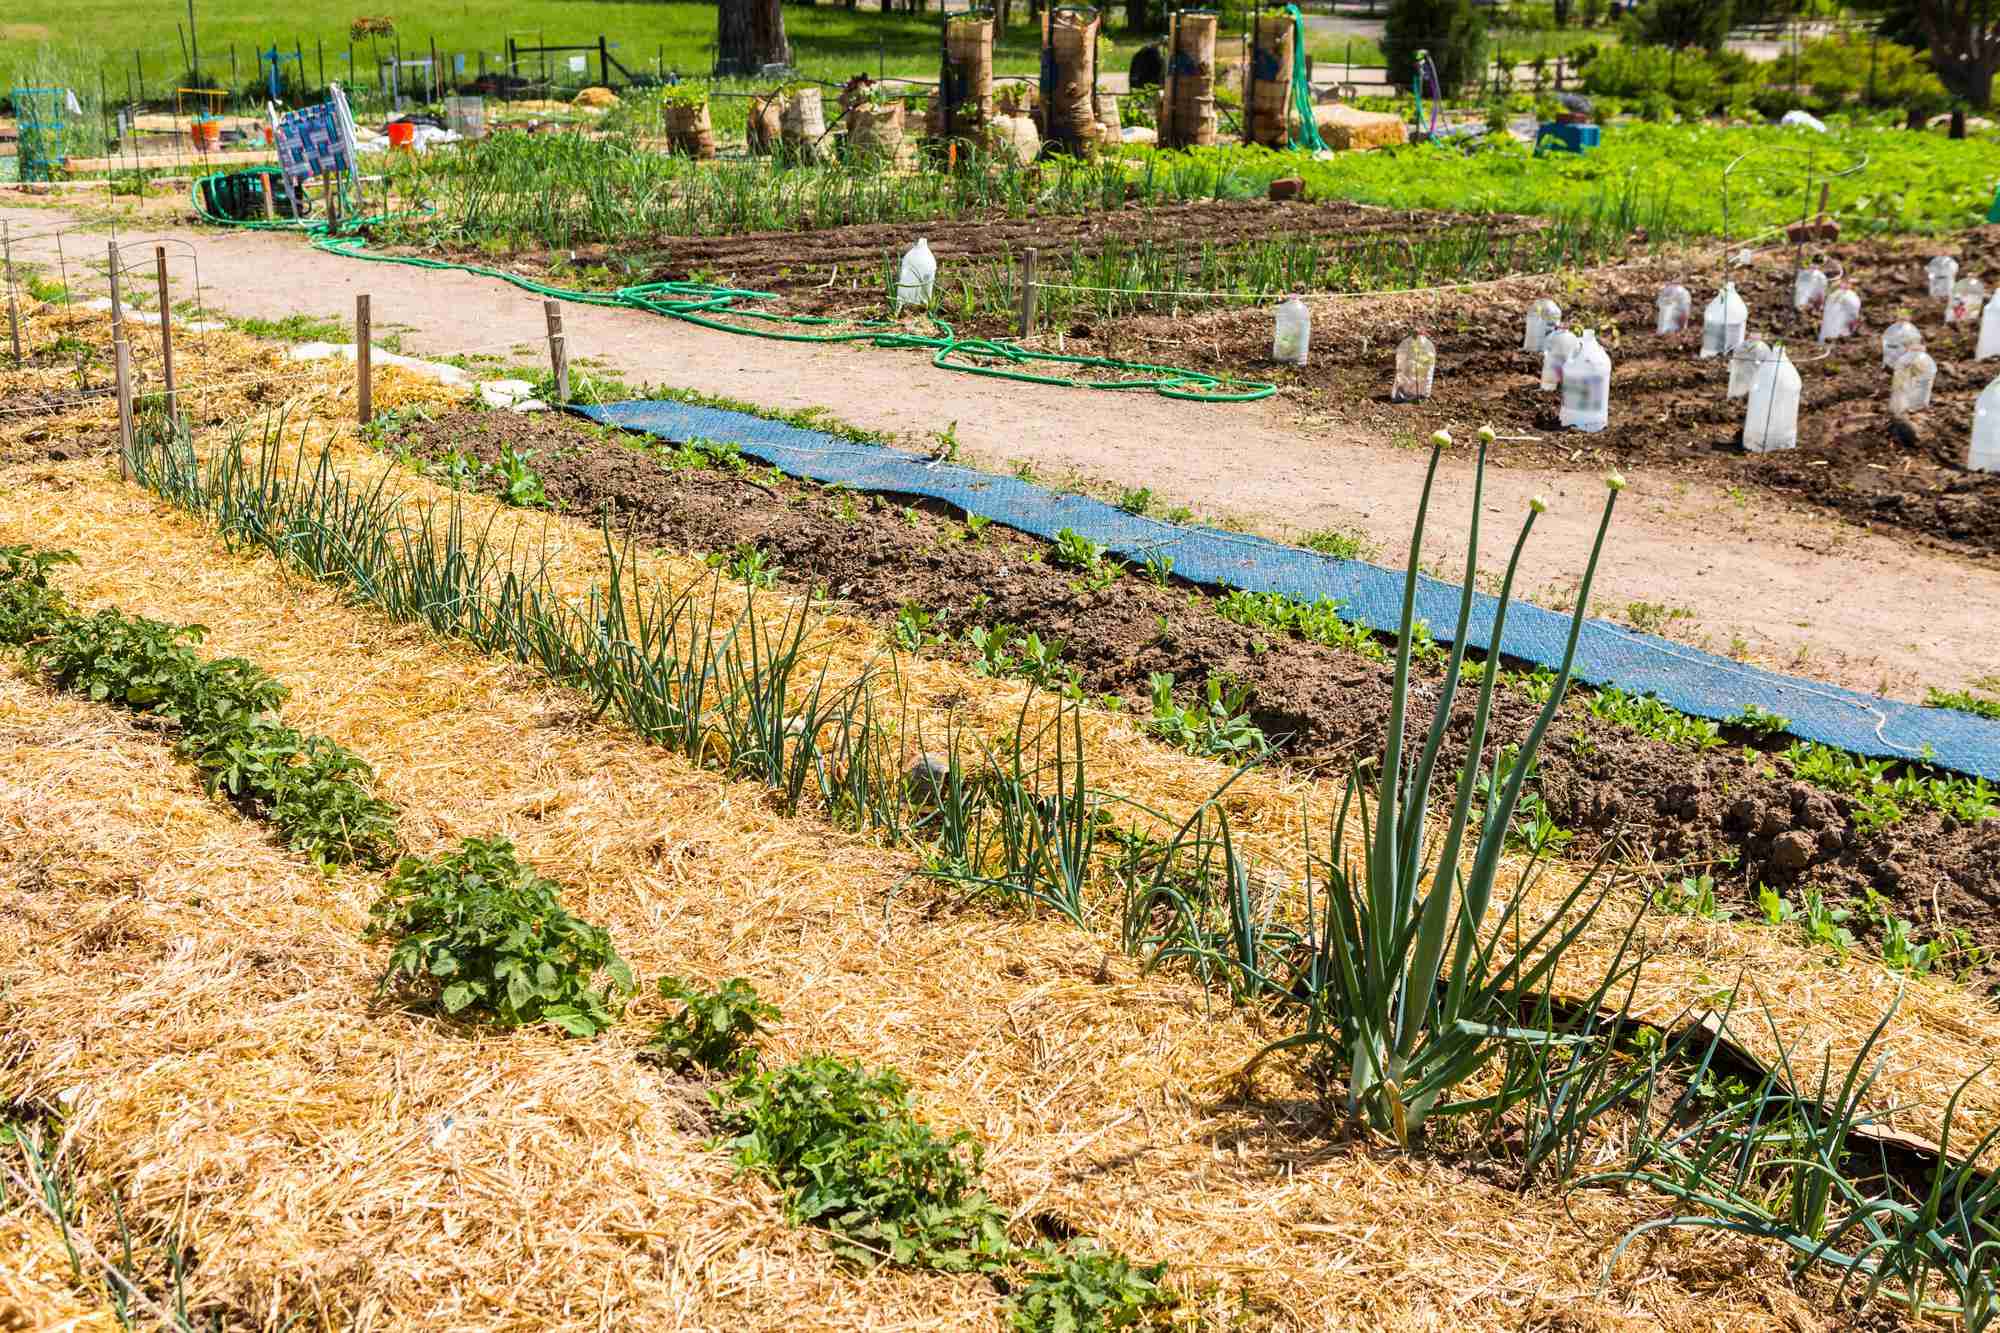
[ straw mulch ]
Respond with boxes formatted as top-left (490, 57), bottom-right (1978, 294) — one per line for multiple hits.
top-left (0, 451), bottom-right (1990, 1328)
top-left (0, 1210), bottom-right (118, 1332)
top-left (0, 299), bottom-right (466, 458)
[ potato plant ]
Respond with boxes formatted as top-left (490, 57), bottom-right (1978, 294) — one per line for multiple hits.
top-left (367, 837), bottom-right (634, 1037)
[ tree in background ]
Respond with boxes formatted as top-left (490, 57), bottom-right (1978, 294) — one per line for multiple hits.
top-left (1850, 0), bottom-right (2000, 105)
top-left (1626, 0), bottom-right (1735, 52)
top-left (1899, 0), bottom-right (2000, 105)
top-left (717, 0), bottom-right (790, 76)
top-left (1382, 0), bottom-right (1491, 94)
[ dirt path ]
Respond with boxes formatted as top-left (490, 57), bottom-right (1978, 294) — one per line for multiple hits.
top-left (6, 194), bottom-right (1997, 702)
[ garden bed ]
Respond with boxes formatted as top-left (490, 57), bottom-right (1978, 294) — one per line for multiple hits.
top-left (1077, 228), bottom-right (2000, 560)
top-left (389, 407), bottom-right (2000, 981)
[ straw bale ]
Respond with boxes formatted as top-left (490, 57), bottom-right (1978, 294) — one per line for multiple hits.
top-left (1317, 103), bottom-right (1409, 152)
top-left (0, 450), bottom-right (1992, 1326)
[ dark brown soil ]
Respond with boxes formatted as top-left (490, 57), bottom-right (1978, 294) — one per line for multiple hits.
top-left (408, 198), bottom-right (1564, 309)
top-left (1089, 230), bottom-right (2000, 562)
top-left (390, 407), bottom-right (2000, 980)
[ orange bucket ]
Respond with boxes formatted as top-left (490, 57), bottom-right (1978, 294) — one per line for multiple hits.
top-left (189, 119), bottom-right (222, 151)
top-left (387, 121), bottom-right (415, 148)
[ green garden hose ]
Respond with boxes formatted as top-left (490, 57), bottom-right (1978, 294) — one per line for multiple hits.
top-left (1284, 5), bottom-right (1328, 154)
top-left (193, 168), bottom-right (1277, 404)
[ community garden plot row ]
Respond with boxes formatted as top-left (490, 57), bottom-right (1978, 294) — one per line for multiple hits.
top-left (4, 316), bottom-right (2000, 1329)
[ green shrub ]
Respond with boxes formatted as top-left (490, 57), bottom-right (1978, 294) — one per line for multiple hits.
top-left (368, 837), bottom-right (635, 1036)
top-left (714, 1055), bottom-right (1012, 1270)
top-left (643, 975), bottom-right (778, 1074)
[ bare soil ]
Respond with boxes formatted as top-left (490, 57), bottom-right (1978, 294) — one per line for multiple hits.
top-left (1010, 229), bottom-right (2000, 563)
top-left (391, 408), bottom-right (2000, 982)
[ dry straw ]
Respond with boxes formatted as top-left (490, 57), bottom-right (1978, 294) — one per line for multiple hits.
top-left (0, 323), bottom-right (1993, 1329)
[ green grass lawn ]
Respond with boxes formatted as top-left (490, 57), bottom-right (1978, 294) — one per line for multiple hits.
top-left (2, 1), bottom-right (1144, 114)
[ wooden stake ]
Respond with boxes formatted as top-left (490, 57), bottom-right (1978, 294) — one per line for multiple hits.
top-left (155, 246), bottom-right (177, 421)
top-left (325, 172), bottom-right (341, 232)
top-left (260, 171), bottom-right (276, 220)
top-left (114, 338), bottom-right (134, 477)
top-left (2, 220), bottom-right (20, 365)
top-left (106, 240), bottom-right (125, 346)
top-left (356, 293), bottom-right (373, 426)
top-left (1018, 246), bottom-right (1039, 339)
top-left (544, 299), bottom-right (569, 404)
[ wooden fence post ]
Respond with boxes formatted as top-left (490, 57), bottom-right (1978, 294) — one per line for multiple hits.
top-left (154, 246), bottom-right (177, 421)
top-left (2, 220), bottom-right (20, 365)
top-left (356, 293), bottom-right (373, 427)
top-left (544, 299), bottom-right (569, 403)
top-left (1018, 247), bottom-right (1039, 339)
top-left (114, 338), bottom-right (134, 477)
top-left (106, 240), bottom-right (125, 346)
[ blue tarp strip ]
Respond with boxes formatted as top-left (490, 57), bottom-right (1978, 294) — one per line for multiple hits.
top-left (580, 399), bottom-right (2000, 782)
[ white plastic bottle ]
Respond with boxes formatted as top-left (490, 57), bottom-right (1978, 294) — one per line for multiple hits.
top-left (1272, 297), bottom-right (1311, 365)
top-left (1793, 266), bottom-right (1828, 313)
top-left (1728, 337), bottom-right (1771, 399)
top-left (1818, 285), bottom-right (1860, 342)
top-left (1979, 292), bottom-right (2000, 361)
top-left (895, 237), bottom-right (936, 311)
top-left (1701, 282), bottom-right (1748, 358)
top-left (1890, 348), bottom-right (1937, 414)
top-left (1743, 346), bottom-right (1801, 454)
top-left (1539, 324), bottom-right (1579, 390)
top-left (1559, 330), bottom-right (1611, 433)
top-left (1393, 333), bottom-right (1436, 401)
top-left (1522, 298), bottom-right (1562, 353)
top-left (1972, 376), bottom-right (2000, 472)
top-left (1656, 283), bottom-right (1691, 335)
top-left (1882, 318), bottom-right (1922, 369)
top-left (1949, 277), bottom-right (1987, 325)
top-left (1928, 255), bottom-right (1960, 300)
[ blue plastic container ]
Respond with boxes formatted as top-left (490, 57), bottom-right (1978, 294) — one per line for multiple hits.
top-left (1534, 121), bottom-right (1600, 155)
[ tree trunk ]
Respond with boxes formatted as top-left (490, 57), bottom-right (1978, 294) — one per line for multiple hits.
top-left (1932, 52), bottom-right (1997, 108)
top-left (717, 0), bottom-right (790, 74)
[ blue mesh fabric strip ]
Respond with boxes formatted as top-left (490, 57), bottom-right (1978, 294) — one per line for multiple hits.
top-left (580, 400), bottom-right (2000, 781)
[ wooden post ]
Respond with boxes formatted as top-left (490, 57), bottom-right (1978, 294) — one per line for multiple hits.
top-left (544, 299), bottom-right (569, 403)
top-left (325, 171), bottom-right (341, 231)
top-left (106, 240), bottom-right (125, 346)
top-left (356, 293), bottom-right (373, 426)
top-left (114, 338), bottom-right (134, 477)
top-left (1018, 246), bottom-right (1038, 338)
top-left (260, 171), bottom-right (276, 220)
top-left (154, 246), bottom-right (177, 421)
top-left (2, 221), bottom-right (21, 365)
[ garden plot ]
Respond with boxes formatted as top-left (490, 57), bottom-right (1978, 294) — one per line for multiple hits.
top-left (1073, 229), bottom-right (2000, 561)
top-left (7, 416), bottom-right (2000, 1331)
top-left (7, 315), bottom-right (2000, 1330)
top-left (381, 407), bottom-right (2000, 985)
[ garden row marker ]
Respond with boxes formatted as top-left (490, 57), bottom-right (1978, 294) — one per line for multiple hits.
top-left (155, 246), bottom-right (177, 421)
top-left (2, 221), bottom-right (19, 365)
top-left (356, 293), bottom-right (373, 426)
top-left (1018, 246), bottom-right (1039, 338)
top-left (545, 299), bottom-right (569, 404)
